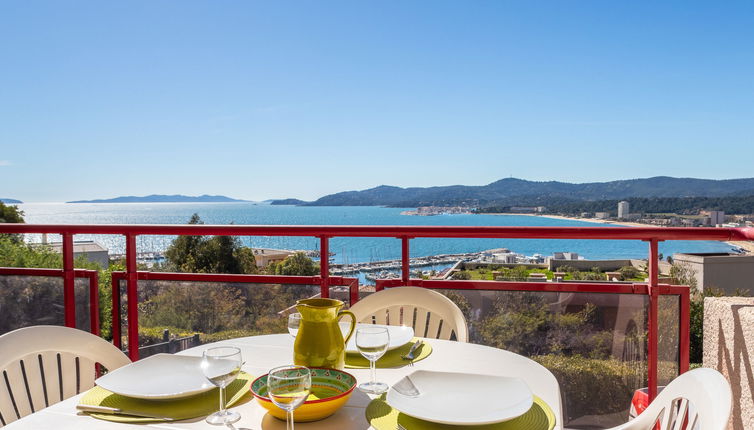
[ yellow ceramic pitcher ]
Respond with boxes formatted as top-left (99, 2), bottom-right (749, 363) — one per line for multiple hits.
top-left (293, 298), bottom-right (356, 370)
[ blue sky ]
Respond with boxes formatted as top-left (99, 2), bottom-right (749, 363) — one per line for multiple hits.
top-left (1, 1), bottom-right (753, 202)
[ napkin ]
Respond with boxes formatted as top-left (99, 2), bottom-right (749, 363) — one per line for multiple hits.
top-left (346, 338), bottom-right (432, 369)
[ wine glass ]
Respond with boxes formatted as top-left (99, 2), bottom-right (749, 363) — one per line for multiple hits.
top-left (356, 326), bottom-right (390, 394)
top-left (287, 313), bottom-right (302, 337)
top-left (201, 346), bottom-right (242, 425)
top-left (267, 365), bottom-right (311, 430)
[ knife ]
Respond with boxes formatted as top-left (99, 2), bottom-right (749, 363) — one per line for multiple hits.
top-left (76, 404), bottom-right (175, 421)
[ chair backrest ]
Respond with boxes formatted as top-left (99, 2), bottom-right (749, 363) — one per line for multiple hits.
top-left (349, 287), bottom-right (469, 342)
top-left (609, 367), bottom-right (732, 430)
top-left (0, 325), bottom-right (131, 427)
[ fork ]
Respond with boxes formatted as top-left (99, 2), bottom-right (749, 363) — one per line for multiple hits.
top-left (401, 340), bottom-right (423, 365)
top-left (397, 424), bottom-right (408, 430)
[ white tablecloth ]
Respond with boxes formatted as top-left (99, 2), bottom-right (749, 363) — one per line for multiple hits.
top-left (5, 334), bottom-right (563, 429)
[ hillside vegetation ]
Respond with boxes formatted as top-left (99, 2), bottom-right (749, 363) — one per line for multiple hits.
top-left (304, 176), bottom-right (754, 207)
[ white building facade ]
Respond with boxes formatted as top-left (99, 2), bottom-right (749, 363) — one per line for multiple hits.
top-left (618, 201), bottom-right (630, 219)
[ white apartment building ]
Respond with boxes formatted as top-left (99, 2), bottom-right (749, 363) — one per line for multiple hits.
top-left (701, 210), bottom-right (726, 226)
top-left (618, 201), bottom-right (630, 219)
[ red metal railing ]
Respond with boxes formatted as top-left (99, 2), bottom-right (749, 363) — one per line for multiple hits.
top-left (2, 222), bottom-right (753, 403)
top-left (108, 271), bottom-right (358, 358)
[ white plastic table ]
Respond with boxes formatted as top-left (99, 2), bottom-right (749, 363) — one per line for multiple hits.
top-left (5, 334), bottom-right (563, 429)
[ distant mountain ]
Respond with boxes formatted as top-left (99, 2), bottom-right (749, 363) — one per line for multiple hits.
top-left (0, 198), bottom-right (22, 204)
top-left (306, 177), bottom-right (754, 207)
top-left (731, 188), bottom-right (754, 197)
top-left (270, 198), bottom-right (310, 205)
top-left (68, 194), bottom-right (248, 203)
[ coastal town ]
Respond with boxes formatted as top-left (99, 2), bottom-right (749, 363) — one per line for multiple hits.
top-left (405, 201), bottom-right (754, 254)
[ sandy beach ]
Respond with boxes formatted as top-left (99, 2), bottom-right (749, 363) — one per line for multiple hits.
top-left (486, 213), bottom-right (653, 228)
top-left (487, 213), bottom-right (752, 254)
top-left (728, 241), bottom-right (754, 253)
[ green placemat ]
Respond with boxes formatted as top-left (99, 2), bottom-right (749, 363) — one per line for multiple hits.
top-left (79, 372), bottom-right (253, 423)
top-left (366, 394), bottom-right (556, 430)
top-left (346, 338), bottom-right (432, 369)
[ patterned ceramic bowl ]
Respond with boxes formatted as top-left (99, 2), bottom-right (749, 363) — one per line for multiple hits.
top-left (251, 367), bottom-right (357, 422)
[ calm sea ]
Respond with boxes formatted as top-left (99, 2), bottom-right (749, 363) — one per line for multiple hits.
top-left (18, 203), bottom-right (734, 263)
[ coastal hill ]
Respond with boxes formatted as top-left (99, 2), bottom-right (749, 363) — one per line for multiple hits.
top-left (0, 198), bottom-right (22, 204)
top-left (270, 198), bottom-right (310, 205)
top-left (304, 176), bottom-right (754, 207)
top-left (68, 194), bottom-right (248, 203)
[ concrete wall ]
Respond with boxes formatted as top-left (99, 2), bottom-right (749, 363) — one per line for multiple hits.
top-left (704, 297), bottom-right (754, 430)
top-left (76, 250), bottom-right (109, 268)
top-left (459, 262), bottom-right (547, 270)
top-left (547, 259), bottom-right (634, 272)
top-left (674, 253), bottom-right (754, 295)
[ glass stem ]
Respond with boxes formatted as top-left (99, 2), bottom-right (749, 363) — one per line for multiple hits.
top-left (219, 386), bottom-right (226, 415)
top-left (370, 358), bottom-right (377, 386)
top-left (287, 410), bottom-right (294, 430)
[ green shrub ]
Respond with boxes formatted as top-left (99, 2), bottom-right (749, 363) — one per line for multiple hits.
top-left (618, 265), bottom-right (641, 280)
top-left (570, 270), bottom-right (605, 281)
top-left (200, 329), bottom-right (261, 343)
top-left (534, 355), bottom-right (640, 422)
top-left (138, 326), bottom-right (270, 347)
top-left (138, 326), bottom-right (196, 346)
top-left (451, 270), bottom-right (471, 280)
top-left (477, 294), bottom-right (613, 358)
top-left (534, 355), bottom-right (680, 425)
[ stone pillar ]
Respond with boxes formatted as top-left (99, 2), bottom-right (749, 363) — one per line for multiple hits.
top-left (704, 297), bottom-right (754, 430)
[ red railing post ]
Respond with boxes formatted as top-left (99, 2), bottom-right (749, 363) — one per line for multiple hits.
top-left (111, 272), bottom-right (123, 349)
top-left (88, 271), bottom-right (100, 336)
top-left (62, 233), bottom-right (76, 328)
top-left (401, 236), bottom-right (410, 283)
top-left (647, 239), bottom-right (660, 402)
top-left (679, 288), bottom-right (690, 374)
top-left (348, 278), bottom-right (359, 306)
top-left (320, 236), bottom-right (330, 298)
top-left (125, 234), bottom-right (139, 360)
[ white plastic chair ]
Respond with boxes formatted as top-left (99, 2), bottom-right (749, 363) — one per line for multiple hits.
top-left (0, 325), bottom-right (131, 427)
top-left (349, 287), bottom-right (469, 342)
top-left (608, 367), bottom-right (732, 430)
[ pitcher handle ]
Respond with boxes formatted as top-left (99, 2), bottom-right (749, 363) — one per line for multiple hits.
top-left (338, 310), bottom-right (357, 345)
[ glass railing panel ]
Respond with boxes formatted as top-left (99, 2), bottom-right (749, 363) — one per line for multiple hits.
top-left (411, 288), bottom-right (650, 430)
top-left (658, 294), bottom-right (680, 386)
top-left (124, 280), bottom-right (319, 359)
top-left (74, 277), bottom-right (92, 333)
top-left (0, 275), bottom-right (64, 336)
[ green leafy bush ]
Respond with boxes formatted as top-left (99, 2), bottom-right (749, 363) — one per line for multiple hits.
top-left (533, 356), bottom-right (679, 424)
top-left (534, 355), bottom-right (641, 422)
top-left (478, 293), bottom-right (613, 358)
top-left (618, 265), bottom-right (641, 280)
top-left (138, 326), bottom-right (196, 346)
top-left (451, 270), bottom-right (471, 280)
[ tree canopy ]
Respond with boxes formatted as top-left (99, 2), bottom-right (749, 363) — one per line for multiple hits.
top-left (164, 214), bottom-right (257, 274)
top-left (0, 202), bottom-right (25, 243)
top-left (268, 252), bottom-right (319, 276)
top-left (0, 202), bottom-right (24, 224)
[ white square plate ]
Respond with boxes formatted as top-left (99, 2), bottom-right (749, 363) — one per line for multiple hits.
top-left (95, 354), bottom-right (214, 399)
top-left (386, 370), bottom-right (533, 425)
top-left (340, 323), bottom-right (414, 353)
